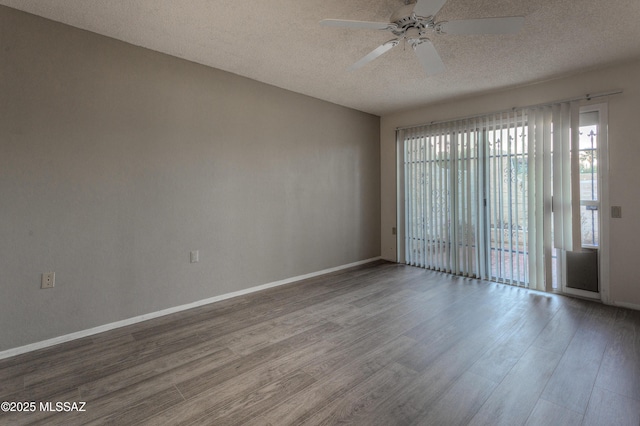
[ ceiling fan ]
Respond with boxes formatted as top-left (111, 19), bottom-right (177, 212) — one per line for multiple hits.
top-left (320, 0), bottom-right (524, 75)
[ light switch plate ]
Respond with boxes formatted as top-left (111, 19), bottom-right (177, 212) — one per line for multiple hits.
top-left (611, 206), bottom-right (622, 218)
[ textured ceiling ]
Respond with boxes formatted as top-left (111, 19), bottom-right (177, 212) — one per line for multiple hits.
top-left (2, 0), bottom-right (640, 116)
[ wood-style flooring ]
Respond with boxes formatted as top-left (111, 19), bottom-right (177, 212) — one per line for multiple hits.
top-left (1, 261), bottom-right (639, 425)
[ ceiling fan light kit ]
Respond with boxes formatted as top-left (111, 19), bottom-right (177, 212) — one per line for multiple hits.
top-left (320, 0), bottom-right (524, 75)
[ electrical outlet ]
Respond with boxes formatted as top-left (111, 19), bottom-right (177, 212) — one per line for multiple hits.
top-left (41, 272), bottom-right (55, 289)
top-left (190, 250), bottom-right (199, 263)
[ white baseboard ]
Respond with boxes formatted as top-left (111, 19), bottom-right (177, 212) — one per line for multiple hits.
top-left (610, 300), bottom-right (640, 311)
top-left (0, 257), bottom-right (381, 360)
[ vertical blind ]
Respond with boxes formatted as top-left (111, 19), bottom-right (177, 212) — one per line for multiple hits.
top-left (402, 102), bottom-right (580, 290)
top-left (403, 119), bottom-right (480, 278)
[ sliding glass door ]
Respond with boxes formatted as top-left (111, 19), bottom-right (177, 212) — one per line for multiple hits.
top-left (404, 123), bottom-right (480, 278)
top-left (402, 102), bottom-right (602, 291)
top-left (404, 114), bottom-right (532, 286)
top-left (483, 113), bottom-right (530, 286)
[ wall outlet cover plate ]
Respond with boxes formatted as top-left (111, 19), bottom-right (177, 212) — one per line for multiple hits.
top-left (41, 272), bottom-right (55, 289)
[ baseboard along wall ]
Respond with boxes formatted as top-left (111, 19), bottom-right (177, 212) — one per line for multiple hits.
top-left (0, 257), bottom-right (381, 360)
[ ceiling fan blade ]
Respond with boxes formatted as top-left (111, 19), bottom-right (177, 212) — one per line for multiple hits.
top-left (413, 0), bottom-right (448, 18)
top-left (440, 17), bottom-right (524, 35)
top-left (348, 40), bottom-right (399, 71)
top-left (320, 19), bottom-right (394, 30)
top-left (413, 40), bottom-right (446, 75)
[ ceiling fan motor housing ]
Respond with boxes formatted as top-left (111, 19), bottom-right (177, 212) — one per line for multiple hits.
top-left (389, 8), bottom-right (438, 41)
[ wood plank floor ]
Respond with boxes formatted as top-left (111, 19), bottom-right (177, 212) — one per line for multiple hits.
top-left (1, 261), bottom-right (639, 425)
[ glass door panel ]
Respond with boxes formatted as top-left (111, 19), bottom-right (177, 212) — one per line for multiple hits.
top-left (485, 120), bottom-right (529, 286)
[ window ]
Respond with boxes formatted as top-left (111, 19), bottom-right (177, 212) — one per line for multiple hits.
top-left (578, 109), bottom-right (600, 248)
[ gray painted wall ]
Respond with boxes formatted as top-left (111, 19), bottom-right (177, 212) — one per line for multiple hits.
top-left (0, 7), bottom-right (381, 351)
